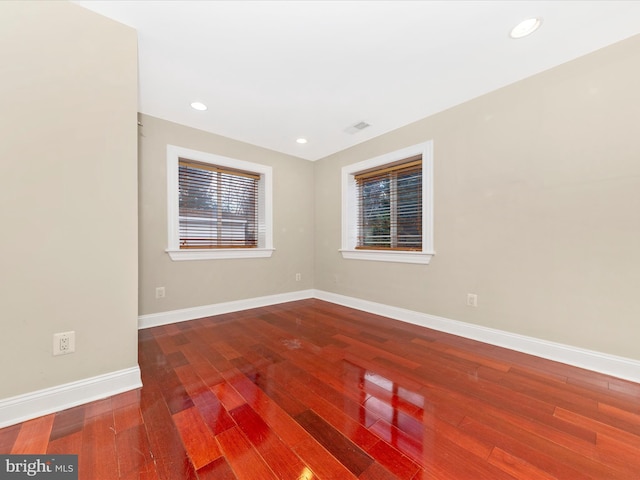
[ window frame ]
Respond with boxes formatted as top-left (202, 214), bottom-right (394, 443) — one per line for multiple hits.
top-left (166, 145), bottom-right (273, 261)
top-left (341, 141), bottom-right (434, 264)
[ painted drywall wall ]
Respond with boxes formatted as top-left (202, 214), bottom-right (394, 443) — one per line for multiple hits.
top-left (314, 34), bottom-right (640, 361)
top-left (138, 114), bottom-right (314, 315)
top-left (0, 2), bottom-right (139, 397)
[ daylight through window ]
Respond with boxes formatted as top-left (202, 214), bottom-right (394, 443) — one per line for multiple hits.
top-left (178, 159), bottom-right (258, 248)
top-left (355, 155), bottom-right (422, 251)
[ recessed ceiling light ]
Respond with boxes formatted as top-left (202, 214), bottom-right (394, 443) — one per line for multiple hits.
top-left (510, 17), bottom-right (542, 39)
top-left (190, 102), bottom-right (207, 111)
top-left (296, 138), bottom-right (308, 144)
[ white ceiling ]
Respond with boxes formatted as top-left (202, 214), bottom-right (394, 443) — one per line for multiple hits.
top-left (74, 1), bottom-right (640, 161)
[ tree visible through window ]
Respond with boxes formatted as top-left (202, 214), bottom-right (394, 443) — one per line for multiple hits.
top-left (178, 159), bottom-right (258, 248)
top-left (356, 155), bottom-right (422, 250)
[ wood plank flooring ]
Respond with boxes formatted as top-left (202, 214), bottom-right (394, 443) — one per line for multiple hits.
top-left (1, 299), bottom-right (639, 479)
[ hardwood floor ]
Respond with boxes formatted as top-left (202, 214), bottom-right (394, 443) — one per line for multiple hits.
top-left (2, 299), bottom-right (639, 479)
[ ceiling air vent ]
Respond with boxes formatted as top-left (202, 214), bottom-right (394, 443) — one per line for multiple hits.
top-left (344, 121), bottom-right (371, 134)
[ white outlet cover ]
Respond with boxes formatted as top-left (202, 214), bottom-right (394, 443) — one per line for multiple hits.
top-left (466, 293), bottom-right (478, 307)
top-left (53, 331), bottom-right (76, 356)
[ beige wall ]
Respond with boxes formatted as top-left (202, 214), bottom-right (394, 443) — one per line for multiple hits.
top-left (138, 115), bottom-right (314, 315)
top-left (0, 2), bottom-right (138, 397)
top-left (314, 34), bottom-right (640, 360)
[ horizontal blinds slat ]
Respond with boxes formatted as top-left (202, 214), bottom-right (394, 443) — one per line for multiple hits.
top-left (179, 158), bottom-right (260, 180)
top-left (355, 170), bottom-right (421, 186)
top-left (354, 155), bottom-right (422, 180)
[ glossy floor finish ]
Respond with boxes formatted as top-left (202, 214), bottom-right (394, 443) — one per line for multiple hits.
top-left (2, 299), bottom-right (640, 479)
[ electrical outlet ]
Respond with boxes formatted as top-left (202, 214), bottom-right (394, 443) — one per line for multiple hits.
top-left (155, 287), bottom-right (165, 299)
top-left (466, 293), bottom-right (478, 307)
top-left (295, 273), bottom-right (301, 281)
top-left (53, 331), bottom-right (76, 356)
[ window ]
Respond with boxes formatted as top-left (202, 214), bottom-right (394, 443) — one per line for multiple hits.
top-left (166, 145), bottom-right (273, 261)
top-left (341, 141), bottom-right (434, 264)
top-left (356, 156), bottom-right (422, 250)
top-left (178, 160), bottom-right (258, 248)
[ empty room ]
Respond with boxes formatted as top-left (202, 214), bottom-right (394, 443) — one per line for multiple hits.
top-left (1, 1), bottom-right (639, 479)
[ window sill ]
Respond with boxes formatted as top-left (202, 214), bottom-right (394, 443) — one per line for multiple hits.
top-left (167, 248), bottom-right (275, 261)
top-left (340, 249), bottom-right (434, 264)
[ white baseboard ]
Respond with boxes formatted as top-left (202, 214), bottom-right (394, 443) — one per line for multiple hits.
top-left (138, 289), bottom-right (315, 329)
top-left (0, 367), bottom-right (142, 428)
top-left (313, 290), bottom-right (640, 384)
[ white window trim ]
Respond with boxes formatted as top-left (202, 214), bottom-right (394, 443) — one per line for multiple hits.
top-left (166, 145), bottom-right (274, 261)
top-left (340, 141), bottom-right (434, 264)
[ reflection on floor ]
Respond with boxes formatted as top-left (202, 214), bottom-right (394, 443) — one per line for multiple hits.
top-left (2, 298), bottom-right (640, 479)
